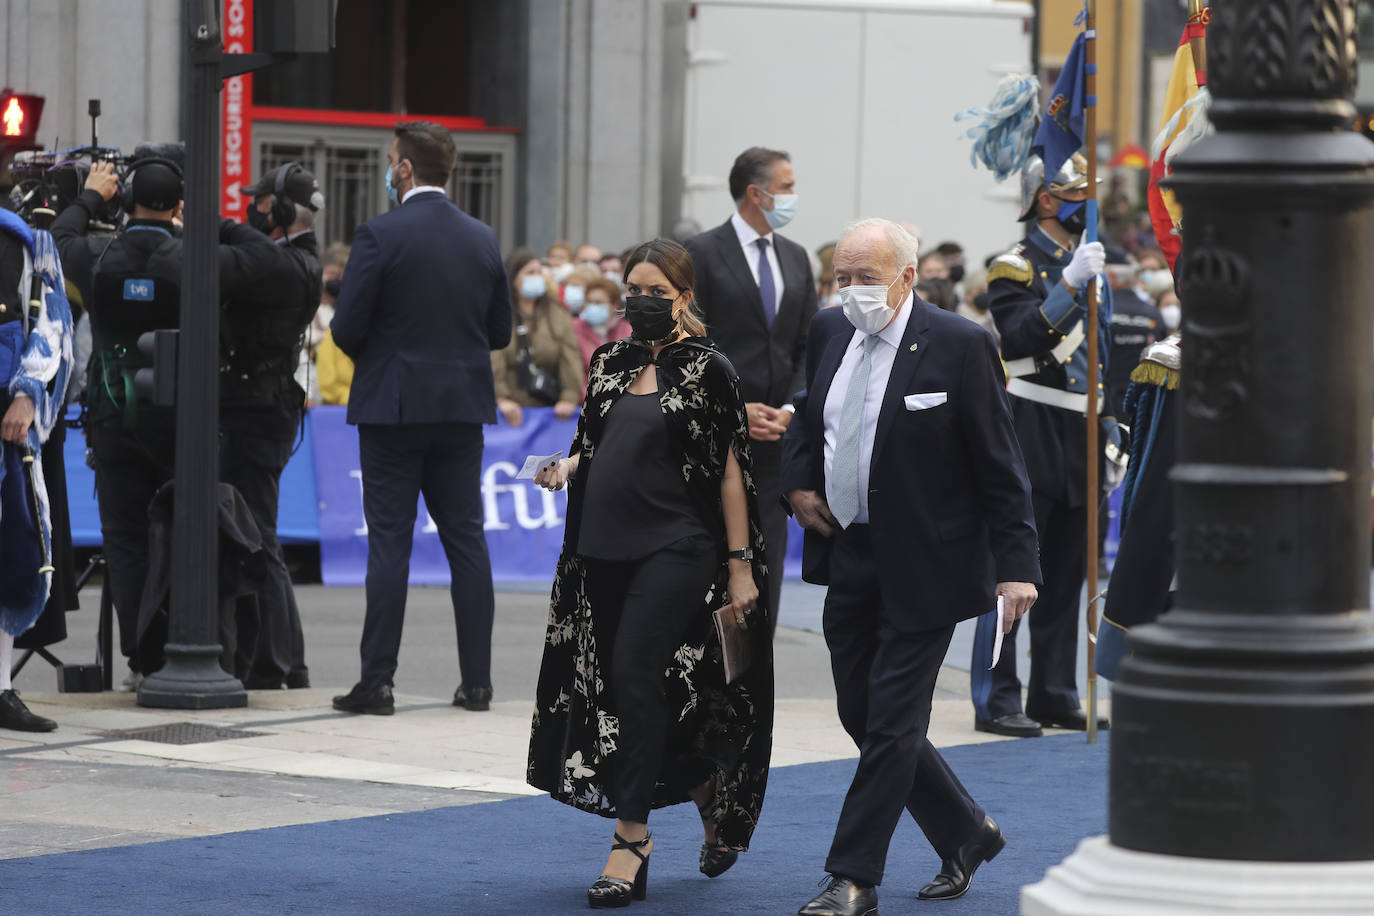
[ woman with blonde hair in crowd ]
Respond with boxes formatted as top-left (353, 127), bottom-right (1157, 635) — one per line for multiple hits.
top-left (528, 238), bottom-right (774, 908)
top-left (492, 248), bottom-right (584, 425)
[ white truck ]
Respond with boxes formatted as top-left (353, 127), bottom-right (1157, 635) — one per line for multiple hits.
top-left (662, 0), bottom-right (1034, 266)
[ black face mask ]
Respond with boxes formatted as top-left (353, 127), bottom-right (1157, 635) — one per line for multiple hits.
top-left (947, 263), bottom-right (965, 285)
top-left (246, 207), bottom-right (272, 235)
top-left (324, 277), bottom-right (342, 299)
top-left (623, 295), bottom-right (677, 342)
top-left (1055, 199), bottom-right (1088, 236)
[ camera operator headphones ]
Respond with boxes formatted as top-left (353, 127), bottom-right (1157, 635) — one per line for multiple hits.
top-left (269, 161), bottom-right (305, 231)
top-left (120, 156), bottom-right (184, 215)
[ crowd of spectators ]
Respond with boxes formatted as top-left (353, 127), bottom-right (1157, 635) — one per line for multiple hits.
top-left (291, 208), bottom-right (1178, 423)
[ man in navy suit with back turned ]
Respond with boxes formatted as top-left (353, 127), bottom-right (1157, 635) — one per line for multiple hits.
top-left (330, 121), bottom-right (513, 716)
top-left (685, 146), bottom-right (819, 632)
top-left (783, 219), bottom-right (1041, 915)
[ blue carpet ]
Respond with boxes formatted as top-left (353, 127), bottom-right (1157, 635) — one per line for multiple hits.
top-left (3, 735), bottom-right (1105, 914)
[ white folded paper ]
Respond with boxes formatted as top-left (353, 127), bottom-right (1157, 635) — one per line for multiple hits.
top-left (516, 451), bottom-right (563, 479)
top-left (990, 595), bottom-right (1005, 669)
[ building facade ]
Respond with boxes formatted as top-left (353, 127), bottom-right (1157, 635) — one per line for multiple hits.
top-left (1, 0), bottom-right (667, 257)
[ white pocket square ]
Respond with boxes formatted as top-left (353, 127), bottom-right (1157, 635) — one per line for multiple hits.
top-left (904, 392), bottom-right (948, 411)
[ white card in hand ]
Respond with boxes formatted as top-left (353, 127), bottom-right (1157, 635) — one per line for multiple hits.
top-left (990, 595), bottom-right (1005, 669)
top-left (516, 451), bottom-right (563, 479)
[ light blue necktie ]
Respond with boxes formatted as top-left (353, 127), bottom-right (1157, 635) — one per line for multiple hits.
top-left (755, 238), bottom-right (776, 328)
top-left (829, 335), bottom-right (879, 529)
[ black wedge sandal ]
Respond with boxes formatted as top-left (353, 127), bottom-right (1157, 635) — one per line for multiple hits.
top-left (696, 792), bottom-right (739, 878)
top-left (587, 832), bottom-right (651, 909)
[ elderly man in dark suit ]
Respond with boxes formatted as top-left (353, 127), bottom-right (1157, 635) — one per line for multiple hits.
top-left (686, 147), bottom-right (818, 630)
top-left (330, 121), bottom-right (513, 716)
top-left (783, 219), bottom-right (1041, 915)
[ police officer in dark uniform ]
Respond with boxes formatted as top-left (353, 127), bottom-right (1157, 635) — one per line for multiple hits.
top-left (968, 152), bottom-right (1119, 737)
top-left (221, 163), bottom-right (324, 690)
top-left (1105, 255), bottom-right (1163, 418)
top-left (51, 158), bottom-right (273, 683)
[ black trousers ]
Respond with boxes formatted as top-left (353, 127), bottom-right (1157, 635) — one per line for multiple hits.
top-left (584, 535), bottom-right (718, 824)
top-left (749, 439), bottom-right (788, 637)
top-left (357, 422), bottom-right (493, 689)
top-left (823, 525), bottom-right (983, 887)
top-left (221, 426), bottom-right (307, 685)
top-left (89, 416), bottom-right (175, 669)
top-left (970, 490), bottom-right (1084, 721)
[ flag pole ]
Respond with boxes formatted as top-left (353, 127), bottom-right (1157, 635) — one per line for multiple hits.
top-left (1187, 0), bottom-right (1208, 89)
top-left (1083, 0), bottom-right (1101, 747)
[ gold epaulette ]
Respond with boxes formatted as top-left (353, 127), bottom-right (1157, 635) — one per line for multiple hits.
top-left (1129, 333), bottom-right (1182, 390)
top-left (987, 249), bottom-right (1033, 286)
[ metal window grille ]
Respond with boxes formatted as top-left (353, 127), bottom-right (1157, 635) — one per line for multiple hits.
top-left (255, 123), bottom-right (515, 250)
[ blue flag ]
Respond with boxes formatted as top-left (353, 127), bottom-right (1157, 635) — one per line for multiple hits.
top-left (1033, 30), bottom-right (1088, 182)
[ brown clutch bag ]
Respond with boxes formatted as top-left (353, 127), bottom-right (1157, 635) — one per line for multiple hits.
top-left (713, 604), bottom-right (754, 684)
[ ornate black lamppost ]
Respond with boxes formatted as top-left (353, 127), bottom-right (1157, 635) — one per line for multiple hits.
top-left (1025, 0), bottom-right (1374, 909)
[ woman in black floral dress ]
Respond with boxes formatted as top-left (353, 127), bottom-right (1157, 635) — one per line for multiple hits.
top-left (528, 239), bottom-right (773, 908)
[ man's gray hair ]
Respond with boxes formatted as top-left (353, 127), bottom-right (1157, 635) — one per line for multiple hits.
top-left (841, 218), bottom-right (921, 274)
top-left (292, 202), bottom-right (316, 231)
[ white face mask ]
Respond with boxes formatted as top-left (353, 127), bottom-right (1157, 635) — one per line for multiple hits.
top-left (838, 273), bottom-right (904, 335)
top-left (550, 263), bottom-right (574, 283)
top-left (1160, 303), bottom-right (1181, 330)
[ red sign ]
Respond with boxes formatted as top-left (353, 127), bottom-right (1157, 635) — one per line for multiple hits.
top-left (220, 0), bottom-right (254, 219)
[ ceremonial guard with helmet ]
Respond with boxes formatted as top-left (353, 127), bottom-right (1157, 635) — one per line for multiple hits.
top-left (0, 206), bottom-right (74, 730)
top-left (969, 152), bottom-right (1121, 737)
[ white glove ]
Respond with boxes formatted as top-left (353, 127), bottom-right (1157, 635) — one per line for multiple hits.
top-left (1061, 240), bottom-right (1106, 291)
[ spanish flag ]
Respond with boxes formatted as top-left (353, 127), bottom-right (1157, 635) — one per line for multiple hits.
top-left (1147, 7), bottom-right (1210, 272)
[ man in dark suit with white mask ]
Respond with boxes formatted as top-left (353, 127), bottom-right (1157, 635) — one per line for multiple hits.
top-left (783, 219), bottom-right (1041, 915)
top-left (686, 146), bottom-right (819, 630)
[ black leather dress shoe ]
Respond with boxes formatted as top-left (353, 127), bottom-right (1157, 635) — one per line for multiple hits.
top-left (452, 685), bottom-right (492, 711)
top-left (918, 815), bottom-right (1005, 901)
top-left (331, 683), bottom-right (394, 715)
top-left (0, 689), bottom-right (57, 732)
top-left (798, 875), bottom-right (877, 916)
top-left (973, 713), bottom-right (1043, 738)
top-left (285, 670), bottom-right (311, 689)
top-left (1033, 710), bottom-right (1109, 731)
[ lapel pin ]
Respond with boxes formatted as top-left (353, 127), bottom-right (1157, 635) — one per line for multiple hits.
top-left (909, 343), bottom-right (919, 352)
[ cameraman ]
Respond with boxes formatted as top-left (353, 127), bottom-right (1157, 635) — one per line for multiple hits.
top-left (52, 159), bottom-right (274, 684)
top-left (221, 163), bottom-right (324, 690)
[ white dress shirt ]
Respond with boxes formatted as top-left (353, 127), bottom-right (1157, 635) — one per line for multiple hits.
top-left (402, 184), bottom-right (446, 204)
top-left (823, 292), bottom-right (915, 525)
top-left (730, 211), bottom-right (785, 317)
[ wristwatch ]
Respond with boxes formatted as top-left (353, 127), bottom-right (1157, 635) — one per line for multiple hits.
top-left (727, 548), bottom-right (753, 561)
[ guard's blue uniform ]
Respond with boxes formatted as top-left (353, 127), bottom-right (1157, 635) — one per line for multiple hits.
top-left (971, 226), bottom-right (1117, 724)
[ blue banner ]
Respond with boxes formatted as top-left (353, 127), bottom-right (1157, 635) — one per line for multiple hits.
top-left (311, 406), bottom-right (578, 585)
top-left (64, 405), bottom-right (810, 584)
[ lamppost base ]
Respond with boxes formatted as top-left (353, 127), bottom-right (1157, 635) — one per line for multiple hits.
top-left (1022, 836), bottom-right (1374, 915)
top-left (137, 644), bottom-right (247, 709)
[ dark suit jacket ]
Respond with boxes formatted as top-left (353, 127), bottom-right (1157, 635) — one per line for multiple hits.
top-left (331, 192), bottom-right (512, 425)
top-left (685, 218), bottom-right (818, 407)
top-left (781, 301), bottom-right (1041, 630)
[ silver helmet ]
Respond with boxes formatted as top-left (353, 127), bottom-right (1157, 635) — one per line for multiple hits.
top-left (1018, 151), bottom-right (1096, 221)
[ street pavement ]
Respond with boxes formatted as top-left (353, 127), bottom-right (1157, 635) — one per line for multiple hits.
top-left (0, 580), bottom-right (1106, 862)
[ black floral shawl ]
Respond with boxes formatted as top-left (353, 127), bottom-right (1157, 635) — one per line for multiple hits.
top-left (526, 336), bottom-right (773, 850)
